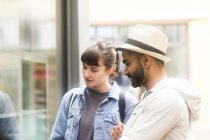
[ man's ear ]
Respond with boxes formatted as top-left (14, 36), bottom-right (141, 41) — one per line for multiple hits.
top-left (142, 55), bottom-right (152, 68)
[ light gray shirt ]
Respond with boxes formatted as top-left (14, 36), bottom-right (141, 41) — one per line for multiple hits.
top-left (120, 78), bottom-right (200, 140)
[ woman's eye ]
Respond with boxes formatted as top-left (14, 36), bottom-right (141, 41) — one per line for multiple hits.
top-left (91, 69), bottom-right (98, 72)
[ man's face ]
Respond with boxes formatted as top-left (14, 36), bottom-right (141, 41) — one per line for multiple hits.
top-left (122, 51), bottom-right (145, 88)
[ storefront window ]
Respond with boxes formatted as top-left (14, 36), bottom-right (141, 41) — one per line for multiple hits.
top-left (0, 0), bottom-right (57, 139)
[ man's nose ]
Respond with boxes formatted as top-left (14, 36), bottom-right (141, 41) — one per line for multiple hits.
top-left (124, 67), bottom-right (128, 75)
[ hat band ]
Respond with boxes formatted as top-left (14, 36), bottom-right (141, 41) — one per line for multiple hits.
top-left (125, 38), bottom-right (165, 56)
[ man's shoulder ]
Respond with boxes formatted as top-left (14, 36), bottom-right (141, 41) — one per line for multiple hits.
top-left (148, 87), bottom-right (186, 110)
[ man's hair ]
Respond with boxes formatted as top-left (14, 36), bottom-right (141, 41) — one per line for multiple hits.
top-left (125, 49), bottom-right (164, 66)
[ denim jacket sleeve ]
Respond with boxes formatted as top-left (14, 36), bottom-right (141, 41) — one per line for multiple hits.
top-left (50, 93), bottom-right (71, 140)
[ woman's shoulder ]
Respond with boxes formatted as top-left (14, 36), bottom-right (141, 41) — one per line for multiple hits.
top-left (126, 92), bottom-right (138, 104)
top-left (62, 86), bottom-right (86, 101)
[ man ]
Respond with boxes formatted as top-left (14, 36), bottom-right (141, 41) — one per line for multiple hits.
top-left (112, 25), bottom-right (201, 140)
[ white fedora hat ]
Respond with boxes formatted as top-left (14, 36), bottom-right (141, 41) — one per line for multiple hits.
top-left (117, 25), bottom-right (171, 62)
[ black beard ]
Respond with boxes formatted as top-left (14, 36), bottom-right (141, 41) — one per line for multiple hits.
top-left (127, 66), bottom-right (144, 88)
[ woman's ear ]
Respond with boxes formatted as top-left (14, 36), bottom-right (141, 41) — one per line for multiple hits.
top-left (106, 66), bottom-right (114, 75)
top-left (112, 64), bottom-right (117, 71)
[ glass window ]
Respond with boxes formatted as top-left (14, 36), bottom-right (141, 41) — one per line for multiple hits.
top-left (0, 0), bottom-right (57, 139)
top-left (0, 20), bottom-right (20, 48)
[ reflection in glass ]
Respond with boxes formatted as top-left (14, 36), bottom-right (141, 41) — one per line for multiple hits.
top-left (0, 91), bottom-right (19, 140)
top-left (0, 0), bottom-right (57, 139)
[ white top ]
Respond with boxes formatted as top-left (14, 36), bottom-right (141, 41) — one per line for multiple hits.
top-left (120, 78), bottom-right (201, 140)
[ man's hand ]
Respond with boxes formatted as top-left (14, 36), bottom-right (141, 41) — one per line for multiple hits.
top-left (112, 122), bottom-right (124, 140)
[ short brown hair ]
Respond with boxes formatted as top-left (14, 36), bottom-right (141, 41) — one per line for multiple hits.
top-left (81, 41), bottom-right (120, 80)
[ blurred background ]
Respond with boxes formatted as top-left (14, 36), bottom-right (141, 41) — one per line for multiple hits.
top-left (0, 0), bottom-right (209, 139)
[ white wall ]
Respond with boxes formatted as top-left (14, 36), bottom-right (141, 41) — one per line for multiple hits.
top-left (89, 0), bottom-right (207, 24)
top-left (188, 19), bottom-right (210, 139)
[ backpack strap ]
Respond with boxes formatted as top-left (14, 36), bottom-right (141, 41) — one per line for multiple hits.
top-left (68, 93), bottom-right (79, 111)
top-left (119, 92), bottom-right (126, 122)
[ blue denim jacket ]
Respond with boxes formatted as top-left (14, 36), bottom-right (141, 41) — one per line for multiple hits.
top-left (50, 82), bottom-right (137, 140)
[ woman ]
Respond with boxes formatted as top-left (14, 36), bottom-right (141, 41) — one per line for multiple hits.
top-left (50, 41), bottom-right (137, 140)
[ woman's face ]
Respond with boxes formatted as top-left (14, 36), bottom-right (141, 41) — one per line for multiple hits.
top-left (82, 59), bottom-right (111, 90)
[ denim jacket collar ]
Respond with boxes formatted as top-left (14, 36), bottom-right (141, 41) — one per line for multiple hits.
top-left (79, 81), bottom-right (121, 102)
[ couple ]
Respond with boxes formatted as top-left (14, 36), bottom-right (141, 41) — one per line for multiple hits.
top-left (50, 25), bottom-right (201, 140)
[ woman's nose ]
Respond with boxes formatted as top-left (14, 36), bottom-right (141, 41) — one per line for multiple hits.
top-left (83, 69), bottom-right (90, 78)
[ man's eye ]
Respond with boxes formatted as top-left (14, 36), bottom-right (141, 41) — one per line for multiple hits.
top-left (125, 63), bottom-right (130, 66)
